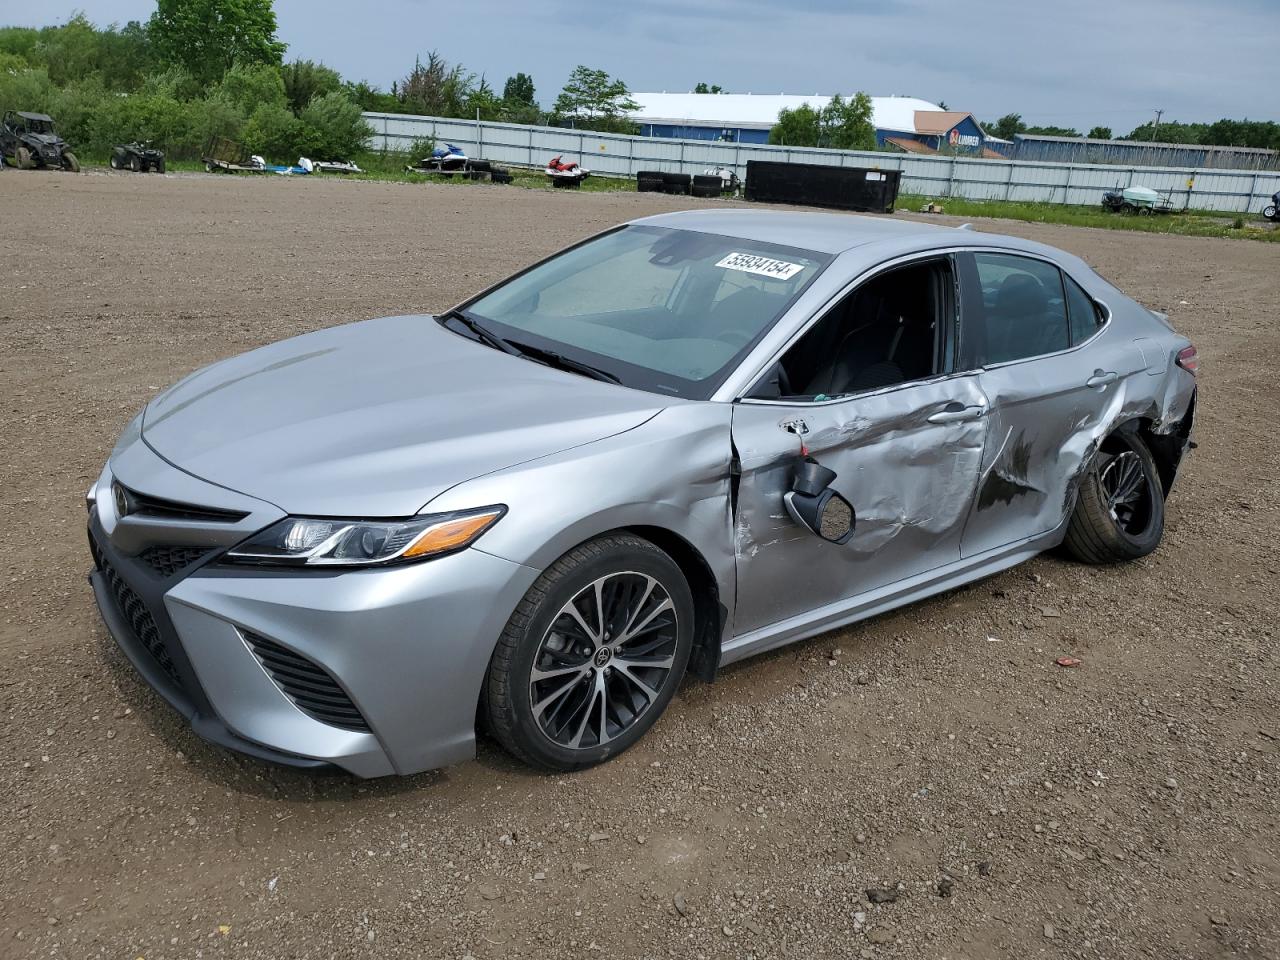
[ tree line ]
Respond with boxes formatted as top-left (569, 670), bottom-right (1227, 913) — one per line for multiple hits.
top-left (0, 2), bottom-right (645, 161)
top-left (3, 3), bottom-right (1275, 162)
top-left (984, 113), bottom-right (1280, 150)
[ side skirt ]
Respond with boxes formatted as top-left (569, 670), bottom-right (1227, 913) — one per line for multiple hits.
top-left (720, 524), bottom-right (1065, 666)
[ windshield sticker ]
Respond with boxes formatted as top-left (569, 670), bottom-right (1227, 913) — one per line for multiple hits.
top-left (715, 252), bottom-right (806, 280)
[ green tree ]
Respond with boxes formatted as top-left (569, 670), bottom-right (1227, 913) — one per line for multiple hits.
top-left (282, 59), bottom-right (341, 113)
top-left (693, 82), bottom-right (724, 94)
top-left (1024, 124), bottom-right (1081, 137)
top-left (148, 0), bottom-right (286, 84)
top-left (502, 72), bottom-right (535, 105)
top-left (822, 92), bottom-right (876, 150)
top-left (1122, 120), bottom-right (1204, 144)
top-left (299, 90), bottom-right (372, 157)
top-left (552, 65), bottom-right (639, 132)
top-left (242, 100), bottom-right (301, 157)
top-left (397, 51), bottom-right (476, 117)
top-left (768, 102), bottom-right (821, 146)
top-left (1086, 126), bottom-right (1112, 140)
top-left (987, 113), bottom-right (1026, 140)
top-left (215, 61), bottom-right (286, 115)
top-left (768, 94), bottom-right (875, 150)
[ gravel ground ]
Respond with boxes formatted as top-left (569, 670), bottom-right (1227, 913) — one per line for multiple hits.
top-left (1, 170), bottom-right (1277, 960)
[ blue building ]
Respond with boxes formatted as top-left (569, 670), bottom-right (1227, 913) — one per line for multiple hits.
top-left (629, 93), bottom-right (1001, 156)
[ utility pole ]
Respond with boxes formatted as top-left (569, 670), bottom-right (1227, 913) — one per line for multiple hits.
top-left (1152, 109), bottom-right (1164, 141)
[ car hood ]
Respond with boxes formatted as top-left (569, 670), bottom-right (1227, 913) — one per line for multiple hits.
top-left (141, 315), bottom-right (669, 516)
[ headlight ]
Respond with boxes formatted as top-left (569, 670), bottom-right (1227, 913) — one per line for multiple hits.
top-left (223, 506), bottom-right (505, 567)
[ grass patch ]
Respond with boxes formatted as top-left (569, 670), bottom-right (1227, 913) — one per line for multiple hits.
top-left (897, 193), bottom-right (1279, 242)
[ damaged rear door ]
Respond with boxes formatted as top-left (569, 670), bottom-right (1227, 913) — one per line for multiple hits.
top-left (728, 253), bottom-right (989, 637)
top-left (956, 251), bottom-right (1133, 557)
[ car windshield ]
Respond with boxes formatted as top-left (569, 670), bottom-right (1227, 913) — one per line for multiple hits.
top-left (458, 225), bottom-right (831, 399)
top-left (27, 118), bottom-right (54, 135)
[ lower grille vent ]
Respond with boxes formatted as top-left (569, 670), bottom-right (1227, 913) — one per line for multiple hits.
top-left (244, 632), bottom-right (370, 732)
top-left (137, 545), bottom-right (211, 578)
top-left (91, 539), bottom-right (185, 690)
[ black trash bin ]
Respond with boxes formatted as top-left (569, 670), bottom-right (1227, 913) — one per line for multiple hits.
top-left (744, 161), bottom-right (901, 213)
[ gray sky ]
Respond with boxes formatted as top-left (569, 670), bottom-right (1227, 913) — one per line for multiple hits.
top-left (2, 0), bottom-right (1275, 133)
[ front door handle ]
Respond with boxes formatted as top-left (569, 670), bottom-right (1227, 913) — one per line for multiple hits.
top-left (1086, 370), bottom-right (1119, 388)
top-left (927, 402), bottom-right (986, 424)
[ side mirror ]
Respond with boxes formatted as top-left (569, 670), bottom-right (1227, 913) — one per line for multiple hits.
top-left (785, 488), bottom-right (855, 544)
top-left (784, 456), bottom-right (855, 544)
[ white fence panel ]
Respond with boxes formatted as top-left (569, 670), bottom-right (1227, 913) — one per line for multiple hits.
top-left (364, 112), bottom-right (1280, 213)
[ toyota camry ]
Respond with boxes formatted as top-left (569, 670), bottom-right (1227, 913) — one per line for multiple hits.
top-left (87, 209), bottom-right (1197, 776)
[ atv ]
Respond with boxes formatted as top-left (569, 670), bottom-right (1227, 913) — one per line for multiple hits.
top-left (0, 111), bottom-right (79, 172)
top-left (111, 141), bottom-right (165, 173)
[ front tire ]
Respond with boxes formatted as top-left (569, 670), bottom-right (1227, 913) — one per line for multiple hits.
top-left (15, 146), bottom-right (33, 169)
top-left (1064, 428), bottom-right (1165, 563)
top-left (485, 534), bottom-right (694, 771)
top-left (62, 151), bottom-right (80, 173)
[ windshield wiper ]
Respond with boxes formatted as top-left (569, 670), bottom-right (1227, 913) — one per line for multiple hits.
top-left (503, 339), bottom-right (622, 384)
top-left (438, 309), bottom-right (520, 356)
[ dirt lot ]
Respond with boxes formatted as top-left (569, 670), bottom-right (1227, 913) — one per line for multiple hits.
top-left (1, 170), bottom-right (1277, 960)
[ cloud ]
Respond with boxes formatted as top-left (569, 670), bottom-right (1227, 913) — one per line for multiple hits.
top-left (4, 0), bottom-right (1275, 131)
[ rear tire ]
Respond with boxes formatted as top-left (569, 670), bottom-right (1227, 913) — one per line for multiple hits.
top-left (155, 159), bottom-right (165, 174)
top-left (485, 534), bottom-right (694, 771)
top-left (1064, 428), bottom-right (1165, 563)
top-left (1264, 205), bottom-right (1277, 220)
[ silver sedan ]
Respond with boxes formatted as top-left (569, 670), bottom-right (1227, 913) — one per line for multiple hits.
top-left (87, 209), bottom-right (1197, 775)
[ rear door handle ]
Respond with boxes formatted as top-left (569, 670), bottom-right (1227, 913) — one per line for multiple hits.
top-left (927, 402), bottom-right (986, 424)
top-left (1086, 370), bottom-right (1119, 388)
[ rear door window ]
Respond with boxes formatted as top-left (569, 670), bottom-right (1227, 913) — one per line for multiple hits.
top-left (1064, 274), bottom-right (1104, 344)
top-left (970, 253), bottom-right (1070, 365)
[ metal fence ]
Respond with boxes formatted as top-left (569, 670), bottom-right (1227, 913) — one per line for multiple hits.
top-left (364, 112), bottom-right (1280, 215)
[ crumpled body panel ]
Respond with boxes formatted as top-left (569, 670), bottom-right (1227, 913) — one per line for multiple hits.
top-left (731, 374), bottom-right (989, 635)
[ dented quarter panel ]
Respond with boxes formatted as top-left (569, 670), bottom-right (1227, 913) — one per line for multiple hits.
top-left (729, 374), bottom-right (989, 636)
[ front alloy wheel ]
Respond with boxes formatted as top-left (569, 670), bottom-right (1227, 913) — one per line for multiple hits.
top-left (486, 534), bottom-right (694, 771)
top-left (530, 572), bottom-right (678, 749)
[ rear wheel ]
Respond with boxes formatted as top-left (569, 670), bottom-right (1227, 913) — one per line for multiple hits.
top-left (485, 534), bottom-right (694, 771)
top-left (1064, 428), bottom-right (1165, 563)
top-left (1264, 204), bottom-right (1277, 220)
top-left (155, 159), bottom-right (166, 174)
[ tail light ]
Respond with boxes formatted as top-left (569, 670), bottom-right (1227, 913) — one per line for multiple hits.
top-left (1176, 345), bottom-right (1198, 376)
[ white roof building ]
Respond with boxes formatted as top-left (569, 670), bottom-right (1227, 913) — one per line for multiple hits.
top-left (628, 93), bottom-right (944, 134)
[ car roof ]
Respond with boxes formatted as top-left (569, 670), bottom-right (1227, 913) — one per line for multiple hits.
top-left (16, 111), bottom-right (53, 121)
top-left (632, 208), bottom-right (958, 255)
top-left (629, 208), bottom-right (1108, 298)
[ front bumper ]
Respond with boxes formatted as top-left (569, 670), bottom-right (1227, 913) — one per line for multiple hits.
top-left (88, 446), bottom-right (538, 777)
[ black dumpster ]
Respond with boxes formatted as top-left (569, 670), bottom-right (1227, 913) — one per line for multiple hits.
top-left (745, 161), bottom-right (901, 213)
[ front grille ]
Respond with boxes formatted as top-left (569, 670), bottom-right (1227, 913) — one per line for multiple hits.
top-left (137, 545), bottom-right (211, 578)
top-left (91, 539), bottom-right (185, 690)
top-left (244, 632), bottom-right (370, 732)
top-left (114, 482), bottom-right (248, 524)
